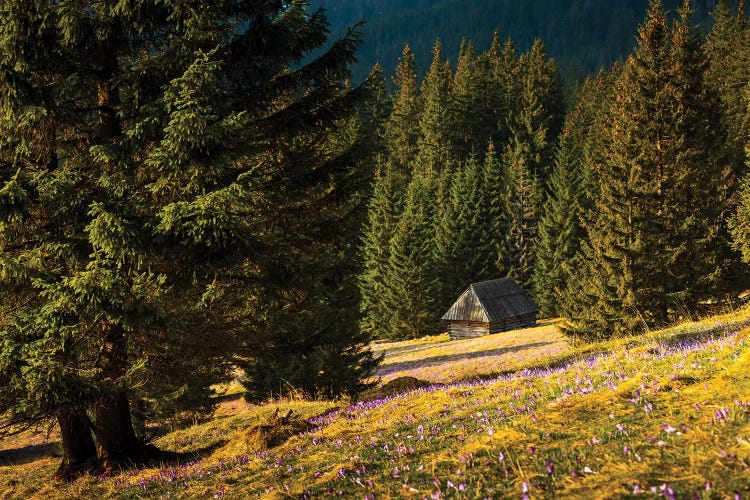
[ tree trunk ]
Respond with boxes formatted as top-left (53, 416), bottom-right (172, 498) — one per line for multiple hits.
top-left (53, 409), bottom-right (97, 481)
top-left (90, 37), bottom-right (161, 473)
top-left (94, 390), bottom-right (159, 473)
top-left (94, 321), bottom-right (161, 473)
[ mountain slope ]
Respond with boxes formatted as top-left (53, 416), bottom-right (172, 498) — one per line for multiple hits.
top-left (313, 0), bottom-right (730, 83)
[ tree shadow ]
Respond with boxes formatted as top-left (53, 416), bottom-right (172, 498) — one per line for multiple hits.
top-left (375, 341), bottom-right (557, 378)
top-left (211, 391), bottom-right (247, 404)
top-left (373, 341), bottom-right (450, 358)
top-left (153, 441), bottom-right (226, 467)
top-left (0, 443), bottom-right (60, 466)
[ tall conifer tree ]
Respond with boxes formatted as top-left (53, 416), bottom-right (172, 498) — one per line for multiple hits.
top-left (385, 44), bottom-right (422, 180)
top-left (511, 40), bottom-right (564, 182)
top-left (705, 0), bottom-right (750, 177)
top-left (561, 65), bottom-right (620, 214)
top-left (450, 40), bottom-right (497, 159)
top-left (502, 138), bottom-right (543, 290)
top-left (488, 36), bottom-right (519, 147)
top-left (0, 1), bottom-right (378, 477)
top-left (481, 143), bottom-right (509, 279)
top-left (383, 172), bottom-right (440, 339)
top-left (729, 133), bottom-right (750, 263)
top-left (359, 159), bottom-right (400, 338)
top-left (433, 155), bottom-right (488, 308)
top-left (658, 0), bottom-right (728, 309)
top-left (563, 0), bottom-right (672, 337)
top-left (563, 0), bottom-right (729, 338)
top-left (483, 33), bottom-right (515, 149)
top-left (417, 41), bottom-right (455, 177)
top-left (532, 138), bottom-right (585, 317)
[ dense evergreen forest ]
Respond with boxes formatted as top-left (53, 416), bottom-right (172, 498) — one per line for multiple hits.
top-left (359, 0), bottom-right (750, 340)
top-left (312, 0), bottom-right (736, 84)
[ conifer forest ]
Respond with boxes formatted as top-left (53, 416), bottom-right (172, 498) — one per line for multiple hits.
top-left (1, 0), bottom-right (750, 486)
top-left (360, 0), bottom-right (750, 341)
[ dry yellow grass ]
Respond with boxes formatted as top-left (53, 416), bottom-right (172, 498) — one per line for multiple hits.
top-left (371, 318), bottom-right (570, 383)
top-left (3, 308), bottom-right (750, 499)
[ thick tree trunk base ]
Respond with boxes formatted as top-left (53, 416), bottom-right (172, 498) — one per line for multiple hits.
top-left (95, 390), bottom-right (191, 475)
top-left (53, 456), bottom-right (99, 482)
top-left (53, 410), bottom-right (98, 482)
top-left (98, 442), bottom-right (162, 475)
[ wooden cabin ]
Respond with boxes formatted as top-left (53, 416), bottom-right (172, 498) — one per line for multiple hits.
top-left (441, 278), bottom-right (539, 339)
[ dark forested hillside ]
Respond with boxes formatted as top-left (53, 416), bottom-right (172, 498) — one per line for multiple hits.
top-left (312, 0), bottom-right (730, 83)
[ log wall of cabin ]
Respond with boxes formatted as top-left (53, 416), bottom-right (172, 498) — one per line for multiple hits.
top-left (448, 313), bottom-right (537, 339)
top-left (448, 321), bottom-right (489, 339)
top-left (489, 313), bottom-right (537, 333)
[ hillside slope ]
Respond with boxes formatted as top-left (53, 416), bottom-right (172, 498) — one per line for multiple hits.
top-left (2, 309), bottom-right (750, 498)
top-left (371, 319), bottom-right (569, 384)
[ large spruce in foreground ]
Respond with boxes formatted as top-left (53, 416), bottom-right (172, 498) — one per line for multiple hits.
top-left (0, 0), bottom-right (377, 479)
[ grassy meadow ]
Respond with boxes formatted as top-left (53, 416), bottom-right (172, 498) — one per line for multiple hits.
top-left (370, 319), bottom-right (569, 384)
top-left (2, 309), bottom-right (750, 499)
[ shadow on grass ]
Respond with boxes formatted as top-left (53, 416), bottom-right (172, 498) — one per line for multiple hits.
top-left (376, 341), bottom-right (558, 378)
top-left (0, 442), bottom-right (60, 466)
top-left (211, 391), bottom-right (247, 404)
top-left (0, 434), bottom-right (227, 470)
top-left (453, 352), bottom-right (580, 385)
top-left (372, 340), bottom-right (450, 358)
top-left (657, 317), bottom-right (750, 347)
top-left (454, 315), bottom-right (750, 386)
top-left (155, 440), bottom-right (227, 467)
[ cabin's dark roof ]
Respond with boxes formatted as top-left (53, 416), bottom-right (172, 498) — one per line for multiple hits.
top-left (441, 278), bottom-right (539, 322)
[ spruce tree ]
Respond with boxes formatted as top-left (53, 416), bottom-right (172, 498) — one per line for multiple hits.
top-left (658, 0), bottom-right (728, 309)
top-left (532, 138), bottom-right (585, 317)
top-left (433, 154), bottom-right (488, 308)
top-left (563, 0), bottom-right (729, 339)
top-left (385, 44), bottom-right (422, 180)
top-left (535, 70), bottom-right (618, 318)
top-left (492, 40), bottom-right (562, 293)
top-left (479, 143), bottom-right (509, 279)
top-left (563, 0), bottom-right (672, 338)
top-left (0, 1), bottom-right (378, 478)
top-left (502, 137), bottom-right (543, 290)
top-left (728, 100), bottom-right (750, 263)
top-left (561, 65), bottom-right (621, 214)
top-left (359, 159), bottom-right (401, 338)
top-left (705, 0), bottom-right (750, 292)
top-left (450, 40), bottom-right (497, 159)
top-left (512, 40), bottom-right (565, 182)
top-left (383, 172), bottom-right (440, 339)
top-left (417, 41), bottom-right (455, 177)
top-left (705, 0), bottom-right (750, 178)
top-left (488, 36), bottom-right (520, 147)
top-left (483, 33), bottom-right (515, 149)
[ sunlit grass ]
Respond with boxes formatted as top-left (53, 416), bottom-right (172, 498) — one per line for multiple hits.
top-left (2, 307), bottom-right (750, 498)
top-left (371, 318), bottom-right (570, 383)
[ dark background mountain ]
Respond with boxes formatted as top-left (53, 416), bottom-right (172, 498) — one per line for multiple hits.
top-left (311, 0), bottom-right (731, 85)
